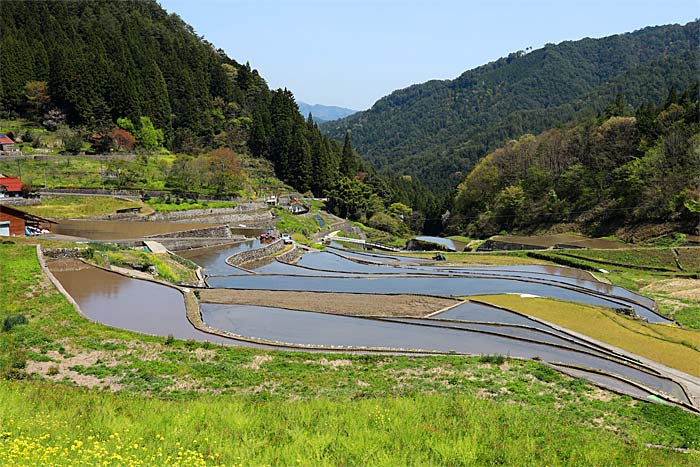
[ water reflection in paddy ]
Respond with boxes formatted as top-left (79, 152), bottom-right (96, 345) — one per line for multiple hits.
top-left (54, 219), bottom-right (223, 240)
top-left (205, 273), bottom-right (664, 322)
top-left (49, 261), bottom-right (236, 345)
top-left (179, 239), bottom-right (262, 275)
top-left (200, 303), bottom-right (687, 402)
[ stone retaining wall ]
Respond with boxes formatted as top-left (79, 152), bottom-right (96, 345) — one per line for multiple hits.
top-left (0, 198), bottom-right (41, 207)
top-left (145, 225), bottom-right (231, 239)
top-left (277, 245), bottom-right (303, 264)
top-left (477, 240), bottom-right (548, 252)
top-left (43, 247), bottom-right (83, 259)
top-left (226, 239), bottom-right (284, 266)
top-left (149, 209), bottom-right (274, 227)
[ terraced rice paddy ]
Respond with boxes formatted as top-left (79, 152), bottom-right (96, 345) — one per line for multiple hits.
top-left (47, 240), bottom-right (700, 411)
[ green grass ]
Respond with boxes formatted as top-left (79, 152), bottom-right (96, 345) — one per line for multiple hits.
top-left (22, 195), bottom-right (150, 219)
top-left (87, 248), bottom-right (197, 284)
top-left (447, 235), bottom-right (473, 243)
top-left (2, 381), bottom-right (699, 467)
top-left (146, 199), bottom-right (237, 212)
top-left (2, 243), bottom-right (700, 465)
top-left (274, 207), bottom-right (323, 235)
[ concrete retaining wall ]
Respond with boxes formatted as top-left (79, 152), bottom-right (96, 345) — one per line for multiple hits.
top-left (226, 239), bottom-right (284, 266)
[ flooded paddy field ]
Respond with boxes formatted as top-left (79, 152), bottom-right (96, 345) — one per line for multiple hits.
top-left (54, 219), bottom-right (223, 240)
top-left (199, 303), bottom-right (688, 403)
top-left (46, 240), bottom-right (697, 407)
top-left (48, 260), bottom-right (239, 346)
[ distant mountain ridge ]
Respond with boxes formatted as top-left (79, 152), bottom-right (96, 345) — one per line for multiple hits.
top-left (297, 102), bottom-right (358, 122)
top-left (322, 21), bottom-right (700, 194)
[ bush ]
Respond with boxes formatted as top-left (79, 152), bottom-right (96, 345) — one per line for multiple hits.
top-left (479, 354), bottom-right (506, 365)
top-left (3, 315), bottom-right (28, 332)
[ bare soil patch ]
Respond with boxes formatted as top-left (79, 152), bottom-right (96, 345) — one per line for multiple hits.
top-left (198, 289), bottom-right (458, 317)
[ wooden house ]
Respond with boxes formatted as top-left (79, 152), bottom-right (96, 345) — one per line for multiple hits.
top-left (0, 205), bottom-right (56, 236)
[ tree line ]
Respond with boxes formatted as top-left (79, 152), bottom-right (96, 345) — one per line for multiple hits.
top-left (0, 0), bottom-right (438, 232)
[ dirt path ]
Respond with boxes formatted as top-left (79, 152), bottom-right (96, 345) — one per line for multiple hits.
top-left (199, 289), bottom-right (458, 317)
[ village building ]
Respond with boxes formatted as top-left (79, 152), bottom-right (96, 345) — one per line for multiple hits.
top-left (289, 199), bottom-right (309, 215)
top-left (0, 204), bottom-right (56, 237)
top-left (0, 176), bottom-right (24, 198)
top-left (0, 133), bottom-right (16, 152)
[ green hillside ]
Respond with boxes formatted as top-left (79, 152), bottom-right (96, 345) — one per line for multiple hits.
top-left (0, 0), bottom-right (366, 198)
top-left (322, 21), bottom-right (700, 194)
top-left (450, 92), bottom-right (700, 238)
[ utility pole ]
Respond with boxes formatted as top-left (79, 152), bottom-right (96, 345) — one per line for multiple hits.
top-left (17, 159), bottom-right (21, 179)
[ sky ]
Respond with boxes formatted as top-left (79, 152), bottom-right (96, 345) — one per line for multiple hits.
top-left (159, 0), bottom-right (698, 110)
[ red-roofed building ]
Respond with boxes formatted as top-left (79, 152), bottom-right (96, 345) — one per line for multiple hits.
top-left (0, 133), bottom-right (15, 151)
top-left (0, 177), bottom-right (24, 197)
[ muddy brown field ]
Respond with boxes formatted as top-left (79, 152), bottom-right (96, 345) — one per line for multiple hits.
top-left (198, 289), bottom-right (458, 317)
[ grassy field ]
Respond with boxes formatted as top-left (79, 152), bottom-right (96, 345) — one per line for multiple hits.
top-left (0, 156), bottom-right (171, 191)
top-left (85, 243), bottom-right (199, 284)
top-left (2, 243), bottom-right (700, 465)
top-left (384, 249), bottom-right (551, 266)
top-left (22, 195), bottom-right (151, 219)
top-left (470, 295), bottom-right (700, 376)
top-left (0, 153), bottom-right (292, 199)
top-left (145, 199), bottom-right (238, 212)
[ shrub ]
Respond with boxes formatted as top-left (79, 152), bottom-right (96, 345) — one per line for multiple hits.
top-left (47, 365), bottom-right (59, 376)
top-left (165, 334), bottom-right (174, 346)
top-left (479, 354), bottom-right (506, 365)
top-left (3, 315), bottom-right (28, 332)
top-left (81, 247), bottom-right (95, 259)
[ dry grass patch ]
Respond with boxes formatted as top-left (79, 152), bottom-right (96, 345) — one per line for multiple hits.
top-left (470, 295), bottom-right (700, 377)
top-left (642, 278), bottom-right (700, 302)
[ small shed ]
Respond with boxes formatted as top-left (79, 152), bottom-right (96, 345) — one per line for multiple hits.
top-left (289, 200), bottom-right (309, 215)
top-left (0, 177), bottom-right (24, 198)
top-left (0, 205), bottom-right (56, 236)
top-left (0, 133), bottom-right (15, 151)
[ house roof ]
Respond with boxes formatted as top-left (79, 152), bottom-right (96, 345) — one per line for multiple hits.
top-left (0, 177), bottom-right (23, 192)
top-left (0, 133), bottom-right (15, 145)
top-left (0, 205), bottom-right (57, 224)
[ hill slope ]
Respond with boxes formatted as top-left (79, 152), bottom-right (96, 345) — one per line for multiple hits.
top-left (0, 0), bottom-right (369, 197)
top-left (322, 21), bottom-right (700, 194)
top-left (451, 91), bottom-right (700, 238)
top-left (297, 102), bottom-right (358, 122)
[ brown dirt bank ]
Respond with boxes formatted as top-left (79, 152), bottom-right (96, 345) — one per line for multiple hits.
top-left (198, 289), bottom-right (458, 317)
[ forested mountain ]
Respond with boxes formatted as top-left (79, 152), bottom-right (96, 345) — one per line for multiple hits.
top-left (450, 90), bottom-right (700, 238)
top-left (0, 0), bottom-right (367, 197)
top-left (297, 102), bottom-right (357, 122)
top-left (322, 21), bottom-right (700, 194)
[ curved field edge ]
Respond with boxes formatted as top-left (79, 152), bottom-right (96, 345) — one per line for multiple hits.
top-left (469, 295), bottom-right (700, 377)
top-left (525, 248), bottom-right (700, 330)
top-left (1, 243), bottom-right (699, 465)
